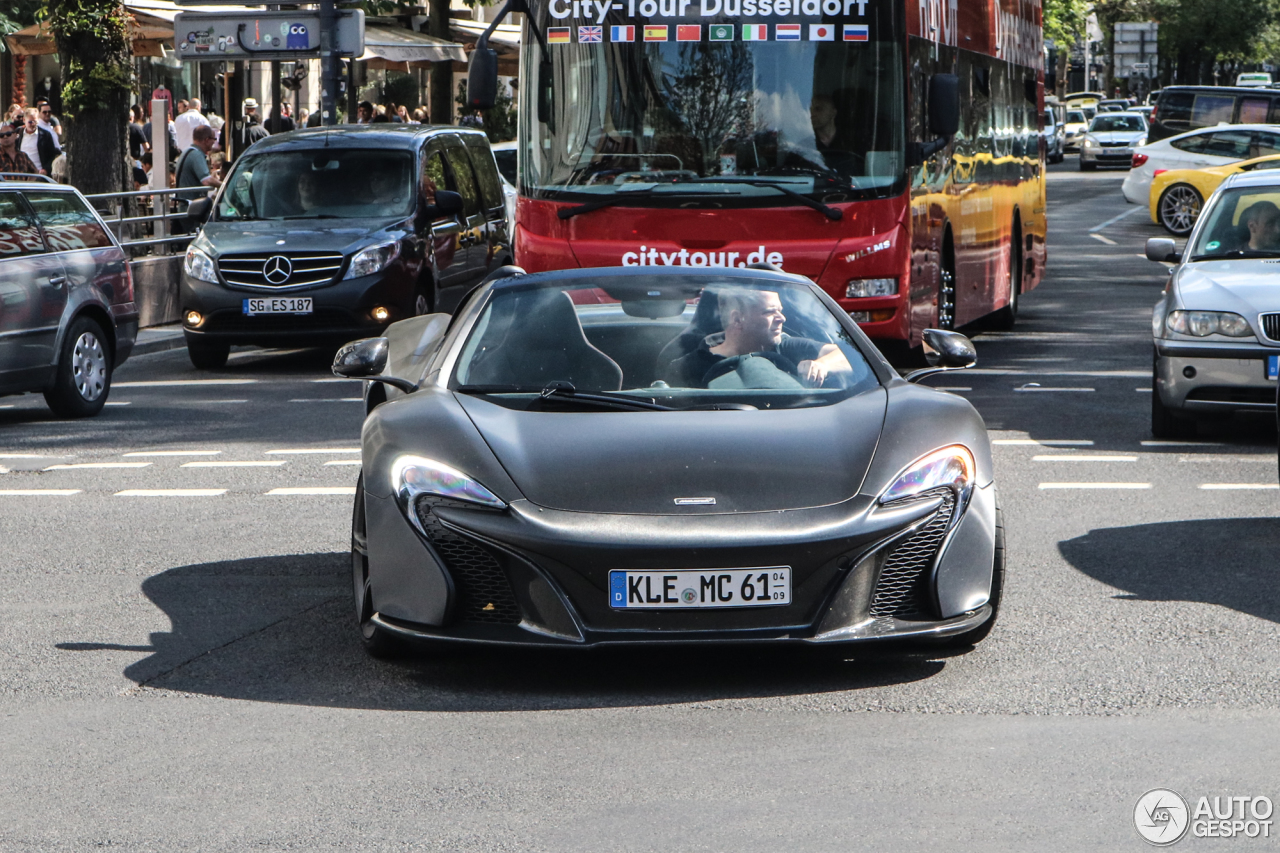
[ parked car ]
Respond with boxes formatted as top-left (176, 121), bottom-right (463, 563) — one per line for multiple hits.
top-left (1123, 123), bottom-right (1280, 206)
top-left (1146, 171), bottom-right (1280, 436)
top-left (1042, 107), bottom-right (1065, 163)
top-left (180, 125), bottom-right (512, 369)
top-left (1063, 109), bottom-right (1089, 151)
top-left (1149, 153), bottom-right (1280, 235)
top-left (1079, 112), bottom-right (1148, 170)
top-left (1149, 85), bottom-right (1280, 142)
top-left (1236, 72), bottom-right (1272, 88)
top-left (1098, 99), bottom-right (1131, 112)
top-left (335, 265), bottom-right (1001, 655)
top-left (0, 174), bottom-right (137, 417)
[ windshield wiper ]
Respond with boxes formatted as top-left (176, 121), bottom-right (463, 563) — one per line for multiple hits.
top-left (715, 179), bottom-right (842, 221)
top-left (557, 178), bottom-right (841, 221)
top-left (557, 188), bottom-right (721, 220)
top-left (538, 381), bottom-right (672, 411)
top-left (278, 213), bottom-right (343, 220)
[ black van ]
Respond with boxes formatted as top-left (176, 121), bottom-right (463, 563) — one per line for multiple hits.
top-left (1149, 85), bottom-right (1280, 142)
top-left (180, 126), bottom-right (511, 369)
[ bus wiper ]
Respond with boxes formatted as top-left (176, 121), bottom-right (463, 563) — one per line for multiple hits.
top-left (538, 381), bottom-right (672, 411)
top-left (557, 188), bottom-right (718, 220)
top-left (558, 179), bottom-right (842, 221)
top-left (693, 178), bottom-right (843, 221)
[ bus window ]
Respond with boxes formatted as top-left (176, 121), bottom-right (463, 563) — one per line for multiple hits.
top-left (1239, 97), bottom-right (1271, 124)
top-left (1192, 94), bottom-right (1235, 128)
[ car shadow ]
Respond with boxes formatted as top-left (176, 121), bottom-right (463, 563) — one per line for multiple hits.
top-left (61, 553), bottom-right (946, 712)
top-left (1059, 517), bottom-right (1280, 623)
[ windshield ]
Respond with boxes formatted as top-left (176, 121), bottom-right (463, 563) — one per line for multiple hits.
top-left (1189, 186), bottom-right (1280, 259)
top-left (1066, 111), bottom-right (1085, 124)
top-left (1090, 115), bottom-right (1146, 132)
top-left (217, 149), bottom-right (416, 221)
top-left (520, 5), bottom-right (904, 207)
top-left (452, 275), bottom-right (878, 409)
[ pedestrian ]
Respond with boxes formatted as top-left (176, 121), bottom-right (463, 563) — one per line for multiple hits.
top-left (0, 122), bottom-right (39, 175)
top-left (173, 97), bottom-right (210, 152)
top-left (134, 152), bottom-right (152, 189)
top-left (128, 105), bottom-right (149, 160)
top-left (34, 99), bottom-right (62, 149)
top-left (354, 101), bottom-right (373, 124)
top-left (18, 108), bottom-right (57, 176)
top-left (306, 109), bottom-right (323, 128)
top-left (396, 104), bottom-right (415, 124)
top-left (220, 98), bottom-right (269, 154)
top-left (50, 151), bottom-right (67, 183)
top-left (412, 107), bottom-right (428, 124)
top-left (174, 125), bottom-right (220, 233)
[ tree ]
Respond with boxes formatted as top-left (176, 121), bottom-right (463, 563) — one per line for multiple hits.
top-left (1151, 0), bottom-right (1276, 84)
top-left (44, 0), bottom-right (132, 194)
top-left (1043, 0), bottom-right (1089, 96)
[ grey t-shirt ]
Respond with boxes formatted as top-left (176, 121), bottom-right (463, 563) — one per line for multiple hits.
top-left (175, 147), bottom-right (210, 200)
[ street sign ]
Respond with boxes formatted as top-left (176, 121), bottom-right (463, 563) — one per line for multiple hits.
top-left (173, 10), bottom-right (364, 61)
top-left (1133, 62), bottom-right (1149, 72)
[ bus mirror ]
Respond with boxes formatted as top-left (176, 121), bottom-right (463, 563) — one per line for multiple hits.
top-left (928, 74), bottom-right (960, 138)
top-left (538, 60), bottom-right (555, 129)
top-left (466, 47), bottom-right (499, 111)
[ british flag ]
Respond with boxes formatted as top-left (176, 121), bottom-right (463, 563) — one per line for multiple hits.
top-left (578, 26), bottom-right (602, 42)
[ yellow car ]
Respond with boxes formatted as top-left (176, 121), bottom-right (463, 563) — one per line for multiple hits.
top-left (1150, 154), bottom-right (1280, 235)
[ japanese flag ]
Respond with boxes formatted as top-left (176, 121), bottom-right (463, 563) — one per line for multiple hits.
top-left (809, 23), bottom-right (834, 41)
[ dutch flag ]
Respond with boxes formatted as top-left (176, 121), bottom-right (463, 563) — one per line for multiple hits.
top-left (775, 23), bottom-right (801, 40)
top-left (843, 24), bottom-right (868, 41)
top-left (611, 25), bottom-right (634, 42)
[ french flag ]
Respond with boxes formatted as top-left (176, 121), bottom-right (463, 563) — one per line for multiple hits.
top-left (775, 23), bottom-right (801, 40)
top-left (843, 23), bottom-right (868, 41)
top-left (611, 25), bottom-right (634, 42)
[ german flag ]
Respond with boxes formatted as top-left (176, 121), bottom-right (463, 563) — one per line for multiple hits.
top-left (547, 27), bottom-right (571, 43)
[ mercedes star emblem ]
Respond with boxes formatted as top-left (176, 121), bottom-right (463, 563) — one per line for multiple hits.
top-left (262, 255), bottom-right (293, 285)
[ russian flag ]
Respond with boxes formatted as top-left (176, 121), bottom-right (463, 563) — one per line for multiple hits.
top-left (611, 24), bottom-right (634, 42)
top-left (742, 23), bottom-right (767, 40)
top-left (676, 24), bottom-right (701, 41)
top-left (775, 23), bottom-right (801, 40)
top-left (843, 23), bottom-right (868, 41)
top-left (547, 27), bottom-right (571, 43)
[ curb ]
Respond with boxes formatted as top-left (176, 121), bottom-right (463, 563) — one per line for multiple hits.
top-left (131, 327), bottom-right (186, 357)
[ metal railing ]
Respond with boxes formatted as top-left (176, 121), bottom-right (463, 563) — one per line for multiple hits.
top-left (82, 187), bottom-right (205, 256)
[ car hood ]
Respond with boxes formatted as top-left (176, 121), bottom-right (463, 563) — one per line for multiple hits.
top-left (1176, 260), bottom-right (1280, 317)
top-left (199, 218), bottom-right (406, 255)
top-left (455, 389), bottom-right (888, 514)
top-left (1089, 131), bottom-right (1145, 144)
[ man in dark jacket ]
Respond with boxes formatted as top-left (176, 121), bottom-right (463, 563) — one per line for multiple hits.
top-left (18, 108), bottom-right (57, 176)
top-left (219, 98), bottom-right (270, 160)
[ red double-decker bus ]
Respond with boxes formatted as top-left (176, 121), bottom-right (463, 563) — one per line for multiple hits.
top-left (504, 0), bottom-right (1046, 347)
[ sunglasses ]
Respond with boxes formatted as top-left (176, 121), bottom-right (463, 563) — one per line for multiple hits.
top-left (0, 131), bottom-right (13, 138)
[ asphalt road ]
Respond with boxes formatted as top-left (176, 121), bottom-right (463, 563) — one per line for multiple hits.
top-left (2, 159), bottom-right (1279, 851)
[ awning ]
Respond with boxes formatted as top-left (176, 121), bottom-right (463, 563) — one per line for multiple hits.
top-left (4, 18), bottom-right (173, 57)
top-left (359, 24), bottom-right (467, 69)
top-left (450, 19), bottom-right (522, 51)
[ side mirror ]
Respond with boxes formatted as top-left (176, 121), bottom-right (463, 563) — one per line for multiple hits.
top-left (423, 189), bottom-right (463, 219)
top-left (928, 74), bottom-right (960, 138)
top-left (904, 328), bottom-right (976, 383)
top-left (466, 46), bottom-right (499, 111)
top-left (1145, 237), bottom-right (1182, 263)
top-left (334, 337), bottom-right (419, 393)
top-left (537, 60), bottom-right (555, 129)
top-left (187, 196), bottom-right (212, 224)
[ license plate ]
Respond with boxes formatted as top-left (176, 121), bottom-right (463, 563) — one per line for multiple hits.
top-left (242, 297), bottom-right (313, 315)
top-left (609, 568), bottom-right (791, 609)
top-left (1268, 355), bottom-right (1278, 381)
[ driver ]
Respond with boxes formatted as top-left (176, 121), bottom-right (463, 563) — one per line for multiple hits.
top-left (810, 95), bottom-right (839, 151)
top-left (368, 165), bottom-right (407, 206)
top-left (1243, 201), bottom-right (1280, 251)
top-left (297, 170), bottom-right (321, 213)
top-left (664, 288), bottom-right (851, 388)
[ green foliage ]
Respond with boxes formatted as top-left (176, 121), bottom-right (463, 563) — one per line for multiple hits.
top-left (1042, 0), bottom-right (1089, 49)
top-left (1151, 0), bottom-right (1277, 77)
top-left (382, 72), bottom-right (421, 110)
top-left (455, 80), bottom-right (517, 141)
top-left (41, 0), bottom-right (133, 115)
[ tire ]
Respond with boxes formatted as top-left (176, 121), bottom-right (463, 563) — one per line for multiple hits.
top-left (989, 222), bottom-right (1022, 331)
top-left (1151, 354), bottom-right (1194, 438)
top-left (186, 336), bottom-right (229, 370)
top-left (413, 278), bottom-right (435, 316)
top-left (351, 473), bottom-right (407, 658)
top-left (43, 316), bottom-right (112, 418)
top-left (942, 505), bottom-right (1004, 649)
top-left (937, 241), bottom-right (956, 331)
top-left (1158, 183), bottom-right (1202, 236)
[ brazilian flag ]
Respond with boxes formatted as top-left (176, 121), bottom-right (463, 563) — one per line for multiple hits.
top-left (709, 23), bottom-right (734, 41)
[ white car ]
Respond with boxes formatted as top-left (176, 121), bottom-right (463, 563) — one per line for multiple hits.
top-left (1236, 72), bottom-right (1272, 88)
top-left (1122, 123), bottom-right (1280, 205)
top-left (1063, 109), bottom-right (1088, 151)
top-left (1145, 170), bottom-right (1280, 436)
top-left (491, 139), bottom-right (518, 226)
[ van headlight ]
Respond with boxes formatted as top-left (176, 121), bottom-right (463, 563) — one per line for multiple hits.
top-left (183, 246), bottom-right (218, 283)
top-left (343, 241), bottom-right (401, 280)
top-left (879, 445), bottom-right (975, 505)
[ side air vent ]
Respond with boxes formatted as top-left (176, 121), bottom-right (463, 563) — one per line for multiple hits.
top-left (869, 488), bottom-right (957, 620)
top-left (414, 496), bottom-right (520, 624)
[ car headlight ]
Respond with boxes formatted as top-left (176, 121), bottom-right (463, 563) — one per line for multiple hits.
top-left (1083, 137), bottom-right (1098, 148)
top-left (183, 246), bottom-right (218, 283)
top-left (879, 445), bottom-right (975, 505)
top-left (391, 455), bottom-right (506, 511)
top-left (1134, 136), bottom-right (1147, 147)
top-left (343, 241), bottom-right (401, 280)
top-left (1165, 310), bottom-right (1254, 338)
top-left (846, 277), bottom-right (898, 298)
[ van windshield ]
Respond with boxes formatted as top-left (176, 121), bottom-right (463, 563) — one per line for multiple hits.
top-left (217, 149), bottom-right (416, 221)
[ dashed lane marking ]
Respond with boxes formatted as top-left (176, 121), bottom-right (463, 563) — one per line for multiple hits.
top-left (288, 398), bottom-right (363, 403)
top-left (1089, 233), bottom-right (1117, 246)
top-left (44, 462), bottom-right (152, 471)
top-left (1014, 386), bottom-right (1096, 393)
top-left (181, 460), bottom-right (287, 468)
top-left (124, 450), bottom-right (221, 457)
top-left (266, 487), bottom-right (357, 496)
top-left (265, 448), bottom-right (361, 455)
top-left (967, 369), bottom-right (1147, 378)
top-left (323, 460), bottom-right (362, 466)
top-left (1039, 482), bottom-right (1151, 490)
top-left (1033, 455), bottom-right (1139, 462)
top-left (113, 379), bottom-right (257, 388)
top-left (312, 378), bottom-right (362, 383)
top-left (1135, 388), bottom-right (1153, 393)
top-left (0, 454), bottom-right (66, 459)
top-left (1089, 206), bottom-right (1145, 232)
top-left (1200, 484), bottom-right (1279, 490)
top-left (1141, 440), bottom-right (1223, 447)
top-left (188, 399), bottom-right (249, 404)
top-left (0, 489), bottom-right (82, 496)
top-left (991, 439), bottom-right (1095, 446)
top-left (104, 401), bottom-right (131, 407)
top-left (115, 489), bottom-right (227, 497)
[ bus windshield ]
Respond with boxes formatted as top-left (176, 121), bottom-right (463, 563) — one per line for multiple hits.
top-left (520, 7), bottom-right (903, 206)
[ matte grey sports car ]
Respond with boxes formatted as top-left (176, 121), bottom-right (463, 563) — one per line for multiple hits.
top-left (335, 265), bottom-right (1002, 655)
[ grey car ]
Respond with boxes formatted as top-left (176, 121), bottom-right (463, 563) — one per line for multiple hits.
top-left (1079, 112), bottom-right (1148, 170)
top-left (0, 175), bottom-right (137, 417)
top-left (1147, 171), bottom-right (1280, 437)
top-left (332, 265), bottom-right (1002, 656)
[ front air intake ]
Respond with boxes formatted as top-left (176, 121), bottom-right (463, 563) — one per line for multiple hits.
top-left (414, 496), bottom-right (520, 624)
top-left (869, 488), bottom-right (957, 620)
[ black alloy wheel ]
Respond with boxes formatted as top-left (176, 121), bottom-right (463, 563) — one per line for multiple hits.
top-left (352, 473), bottom-right (406, 658)
top-left (937, 245), bottom-right (956, 332)
top-left (1158, 184), bottom-right (1202, 236)
top-left (44, 315), bottom-right (112, 418)
top-left (413, 277), bottom-right (435, 316)
top-left (186, 336), bottom-right (230, 370)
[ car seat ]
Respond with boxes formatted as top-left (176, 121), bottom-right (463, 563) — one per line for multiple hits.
top-left (653, 289), bottom-right (721, 377)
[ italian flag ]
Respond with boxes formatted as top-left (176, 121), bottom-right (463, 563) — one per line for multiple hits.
top-left (742, 24), bottom-right (767, 40)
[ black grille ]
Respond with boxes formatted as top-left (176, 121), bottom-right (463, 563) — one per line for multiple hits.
top-left (869, 489), bottom-right (957, 620)
top-left (1100, 141), bottom-right (1130, 147)
top-left (217, 252), bottom-right (345, 288)
top-left (1186, 386), bottom-right (1276, 405)
top-left (415, 496), bottom-right (520, 624)
top-left (1261, 313), bottom-right (1280, 342)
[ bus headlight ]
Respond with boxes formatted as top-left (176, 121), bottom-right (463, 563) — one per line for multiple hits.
top-left (846, 278), bottom-right (898, 298)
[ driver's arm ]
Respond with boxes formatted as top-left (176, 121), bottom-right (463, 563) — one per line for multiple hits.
top-left (796, 343), bottom-right (853, 386)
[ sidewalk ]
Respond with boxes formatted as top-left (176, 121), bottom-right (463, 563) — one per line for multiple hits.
top-left (132, 323), bottom-right (186, 357)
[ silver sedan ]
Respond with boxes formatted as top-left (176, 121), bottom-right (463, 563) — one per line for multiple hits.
top-left (1079, 112), bottom-right (1148, 171)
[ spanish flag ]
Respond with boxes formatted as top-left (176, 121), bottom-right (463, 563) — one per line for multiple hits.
top-left (547, 27), bottom-right (571, 43)
top-left (643, 24), bottom-right (668, 41)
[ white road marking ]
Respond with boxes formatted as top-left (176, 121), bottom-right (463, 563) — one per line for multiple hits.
top-left (992, 439), bottom-right (1095, 446)
top-left (1200, 483), bottom-right (1279, 490)
top-left (181, 460), bottom-right (287, 468)
top-left (124, 450), bottom-right (222, 457)
top-left (1014, 386), bottom-right (1096, 392)
top-left (1039, 482), bottom-right (1151, 490)
top-left (1135, 388), bottom-right (1152, 393)
top-left (188, 399), bottom-right (249, 404)
top-left (266, 487), bottom-right (358, 496)
top-left (932, 386), bottom-right (972, 391)
top-left (1033, 455), bottom-right (1139, 462)
top-left (0, 489), bottom-right (81, 496)
top-left (313, 378), bottom-right (361, 383)
top-left (0, 454), bottom-right (64, 459)
top-left (265, 448), bottom-right (361, 455)
top-left (1141, 440), bottom-right (1222, 447)
top-left (44, 462), bottom-right (152, 471)
top-left (114, 379), bottom-right (257, 388)
top-left (1089, 233), bottom-right (1117, 246)
top-left (288, 398), bottom-right (363, 403)
top-left (0, 404), bottom-right (13, 409)
top-left (968, 369), bottom-right (1147, 377)
top-left (323, 460), bottom-right (362, 466)
top-left (1090, 206), bottom-right (1145, 232)
top-left (104, 401), bottom-right (131, 407)
top-left (115, 489), bottom-right (228, 497)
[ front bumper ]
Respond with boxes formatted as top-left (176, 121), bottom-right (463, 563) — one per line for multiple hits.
top-left (1080, 146), bottom-right (1134, 165)
top-left (362, 480), bottom-right (998, 648)
top-left (1155, 340), bottom-right (1279, 411)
